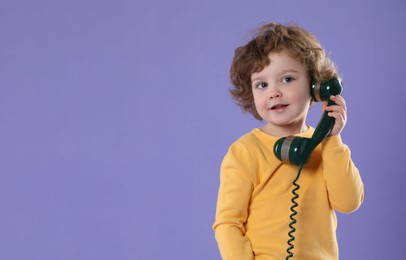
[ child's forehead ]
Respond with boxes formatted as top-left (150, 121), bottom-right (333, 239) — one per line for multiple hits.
top-left (252, 50), bottom-right (304, 74)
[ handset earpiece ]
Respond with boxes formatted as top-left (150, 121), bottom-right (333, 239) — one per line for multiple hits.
top-left (273, 77), bottom-right (343, 165)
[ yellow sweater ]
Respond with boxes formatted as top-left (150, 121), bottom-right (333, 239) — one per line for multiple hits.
top-left (213, 127), bottom-right (364, 260)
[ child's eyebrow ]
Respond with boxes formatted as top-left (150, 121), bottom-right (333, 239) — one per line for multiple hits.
top-left (251, 76), bottom-right (263, 83)
top-left (279, 69), bottom-right (300, 75)
top-left (251, 69), bottom-right (300, 83)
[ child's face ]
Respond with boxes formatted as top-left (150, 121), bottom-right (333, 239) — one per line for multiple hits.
top-left (251, 49), bottom-right (311, 136)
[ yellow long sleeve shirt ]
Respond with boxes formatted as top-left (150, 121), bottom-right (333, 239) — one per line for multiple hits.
top-left (213, 127), bottom-right (364, 260)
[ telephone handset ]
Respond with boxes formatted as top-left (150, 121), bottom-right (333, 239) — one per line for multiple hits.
top-left (272, 77), bottom-right (343, 259)
top-left (273, 77), bottom-right (343, 165)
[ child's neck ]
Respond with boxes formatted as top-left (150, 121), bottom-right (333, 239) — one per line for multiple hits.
top-left (260, 123), bottom-right (309, 138)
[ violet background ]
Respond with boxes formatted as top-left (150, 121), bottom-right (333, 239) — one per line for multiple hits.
top-left (0, 0), bottom-right (405, 259)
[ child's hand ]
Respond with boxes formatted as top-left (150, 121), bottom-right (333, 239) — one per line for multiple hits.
top-left (322, 95), bottom-right (347, 136)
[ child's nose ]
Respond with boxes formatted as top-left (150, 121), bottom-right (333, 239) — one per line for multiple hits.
top-left (269, 89), bottom-right (282, 99)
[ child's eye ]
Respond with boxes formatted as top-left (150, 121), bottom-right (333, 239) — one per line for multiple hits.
top-left (256, 82), bottom-right (268, 89)
top-left (281, 76), bottom-right (294, 83)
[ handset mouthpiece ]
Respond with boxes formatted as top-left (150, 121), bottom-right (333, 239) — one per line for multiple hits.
top-left (273, 136), bottom-right (311, 165)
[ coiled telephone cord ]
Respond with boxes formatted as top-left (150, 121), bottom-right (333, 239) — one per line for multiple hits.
top-left (286, 162), bottom-right (304, 259)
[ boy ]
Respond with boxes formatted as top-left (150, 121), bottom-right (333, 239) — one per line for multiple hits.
top-left (213, 22), bottom-right (364, 259)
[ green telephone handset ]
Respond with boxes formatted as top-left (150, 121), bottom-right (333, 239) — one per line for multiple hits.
top-left (273, 77), bottom-right (343, 165)
top-left (273, 77), bottom-right (343, 259)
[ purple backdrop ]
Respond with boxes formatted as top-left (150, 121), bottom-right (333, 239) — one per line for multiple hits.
top-left (0, 0), bottom-right (405, 259)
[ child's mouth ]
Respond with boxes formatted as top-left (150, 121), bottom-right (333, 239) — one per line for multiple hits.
top-left (271, 104), bottom-right (289, 110)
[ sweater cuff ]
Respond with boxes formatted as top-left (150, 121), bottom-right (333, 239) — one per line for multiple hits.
top-left (322, 134), bottom-right (343, 148)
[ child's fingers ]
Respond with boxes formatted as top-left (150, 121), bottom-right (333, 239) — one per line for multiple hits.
top-left (328, 111), bottom-right (345, 123)
top-left (329, 95), bottom-right (346, 111)
top-left (325, 95), bottom-right (347, 136)
top-left (326, 105), bottom-right (346, 118)
top-left (326, 110), bottom-right (345, 136)
top-left (325, 96), bottom-right (347, 118)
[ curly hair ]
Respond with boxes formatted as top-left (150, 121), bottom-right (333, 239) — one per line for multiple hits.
top-left (229, 22), bottom-right (339, 120)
